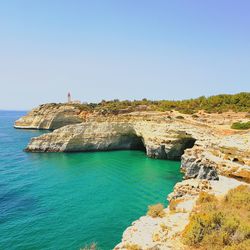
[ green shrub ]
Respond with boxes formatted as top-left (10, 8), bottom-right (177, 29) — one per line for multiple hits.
top-left (147, 203), bottom-right (165, 218)
top-left (176, 115), bottom-right (185, 119)
top-left (231, 121), bottom-right (250, 130)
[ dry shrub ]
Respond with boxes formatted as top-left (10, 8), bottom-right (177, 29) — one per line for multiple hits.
top-left (182, 185), bottom-right (250, 249)
top-left (224, 185), bottom-right (250, 210)
top-left (196, 191), bottom-right (217, 205)
top-left (160, 223), bottom-right (169, 232)
top-left (147, 203), bottom-right (165, 218)
top-left (124, 243), bottom-right (141, 250)
top-left (224, 239), bottom-right (250, 250)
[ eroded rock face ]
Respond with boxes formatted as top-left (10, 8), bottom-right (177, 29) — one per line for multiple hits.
top-left (181, 147), bottom-right (219, 180)
top-left (181, 134), bottom-right (250, 183)
top-left (14, 103), bottom-right (84, 130)
top-left (25, 120), bottom-right (198, 162)
top-left (167, 179), bottom-right (212, 201)
top-left (26, 122), bottom-right (141, 152)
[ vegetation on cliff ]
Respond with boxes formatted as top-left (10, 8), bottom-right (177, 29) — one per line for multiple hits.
top-left (182, 185), bottom-right (250, 249)
top-left (71, 92), bottom-right (250, 114)
top-left (147, 203), bottom-right (165, 218)
top-left (231, 121), bottom-right (250, 130)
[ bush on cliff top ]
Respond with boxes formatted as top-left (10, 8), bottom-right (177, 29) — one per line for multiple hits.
top-left (196, 191), bottom-right (217, 205)
top-left (182, 185), bottom-right (250, 249)
top-left (73, 92), bottom-right (250, 114)
top-left (231, 121), bottom-right (250, 130)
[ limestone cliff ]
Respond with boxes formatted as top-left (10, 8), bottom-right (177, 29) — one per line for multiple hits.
top-left (181, 140), bottom-right (250, 182)
top-left (14, 103), bottom-right (84, 130)
top-left (25, 120), bottom-right (198, 160)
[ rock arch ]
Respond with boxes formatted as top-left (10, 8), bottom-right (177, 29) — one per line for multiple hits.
top-left (26, 121), bottom-right (196, 160)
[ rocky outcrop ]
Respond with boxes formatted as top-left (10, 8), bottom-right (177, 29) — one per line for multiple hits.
top-left (181, 133), bottom-right (250, 183)
top-left (181, 146), bottom-right (219, 180)
top-left (14, 103), bottom-right (84, 130)
top-left (26, 122), bottom-right (139, 152)
top-left (167, 179), bottom-right (212, 200)
top-left (24, 120), bottom-right (200, 161)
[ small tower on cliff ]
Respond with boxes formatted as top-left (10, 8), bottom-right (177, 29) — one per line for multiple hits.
top-left (67, 92), bottom-right (71, 103)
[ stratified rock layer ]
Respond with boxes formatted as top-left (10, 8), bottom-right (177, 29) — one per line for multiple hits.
top-left (14, 103), bottom-right (84, 130)
top-left (25, 120), bottom-right (199, 161)
top-left (181, 134), bottom-right (250, 182)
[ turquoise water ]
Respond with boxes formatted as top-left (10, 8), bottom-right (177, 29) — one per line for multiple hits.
top-left (0, 111), bottom-right (183, 250)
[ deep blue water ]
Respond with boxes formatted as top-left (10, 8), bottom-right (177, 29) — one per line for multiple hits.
top-left (0, 111), bottom-right (182, 250)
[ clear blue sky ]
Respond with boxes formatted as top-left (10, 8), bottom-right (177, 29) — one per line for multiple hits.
top-left (0, 0), bottom-right (249, 110)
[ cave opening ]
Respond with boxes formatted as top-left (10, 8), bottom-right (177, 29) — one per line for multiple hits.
top-left (180, 137), bottom-right (196, 154)
top-left (167, 137), bottom-right (196, 160)
top-left (117, 134), bottom-right (196, 159)
top-left (117, 134), bottom-right (146, 152)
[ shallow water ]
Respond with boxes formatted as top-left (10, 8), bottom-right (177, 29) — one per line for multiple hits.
top-left (0, 111), bottom-right (183, 250)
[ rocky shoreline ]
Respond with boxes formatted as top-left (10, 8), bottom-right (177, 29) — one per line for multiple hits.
top-left (14, 103), bottom-right (250, 249)
top-left (115, 176), bottom-right (248, 250)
